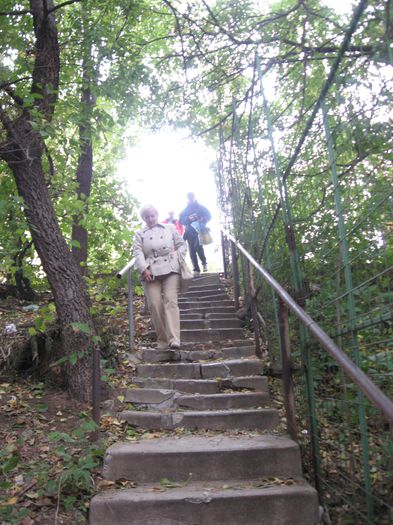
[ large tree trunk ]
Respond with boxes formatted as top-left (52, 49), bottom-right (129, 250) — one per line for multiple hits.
top-left (2, 120), bottom-right (93, 400)
top-left (0, 0), bottom-right (95, 401)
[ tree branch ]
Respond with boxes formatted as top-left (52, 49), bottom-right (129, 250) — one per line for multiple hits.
top-left (30, 0), bottom-right (60, 119)
top-left (48, 0), bottom-right (82, 14)
top-left (0, 9), bottom-right (31, 16)
top-left (1, 85), bottom-right (25, 107)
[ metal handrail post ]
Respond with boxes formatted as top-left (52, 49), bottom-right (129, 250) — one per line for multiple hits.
top-left (231, 241), bottom-right (240, 310)
top-left (246, 259), bottom-right (262, 358)
top-left (117, 257), bottom-right (136, 352)
top-left (221, 231), bottom-right (228, 279)
top-left (127, 269), bottom-right (134, 351)
top-left (278, 298), bottom-right (298, 442)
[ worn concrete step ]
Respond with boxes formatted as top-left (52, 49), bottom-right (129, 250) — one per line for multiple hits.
top-left (148, 327), bottom-right (244, 343)
top-left (201, 359), bottom-right (263, 379)
top-left (178, 299), bottom-right (234, 309)
top-left (187, 284), bottom-right (226, 293)
top-left (90, 482), bottom-right (319, 525)
top-left (132, 378), bottom-right (220, 394)
top-left (181, 327), bottom-right (244, 342)
top-left (136, 362), bottom-right (201, 379)
top-left (138, 346), bottom-right (256, 363)
top-left (177, 392), bottom-right (270, 410)
top-left (120, 408), bottom-right (279, 431)
top-left (165, 339), bottom-right (253, 350)
top-left (190, 273), bottom-right (222, 286)
top-left (179, 294), bottom-right (229, 303)
top-left (180, 312), bottom-right (205, 320)
top-left (136, 359), bottom-right (263, 380)
top-left (231, 375), bottom-right (268, 390)
top-left (180, 306), bottom-right (236, 316)
top-left (183, 288), bottom-right (227, 299)
top-left (102, 435), bottom-right (304, 482)
top-left (124, 391), bottom-right (270, 412)
top-left (181, 318), bottom-right (241, 329)
top-left (125, 388), bottom-right (177, 405)
top-left (205, 312), bottom-right (240, 319)
top-left (132, 375), bottom-right (268, 393)
top-left (180, 346), bottom-right (256, 362)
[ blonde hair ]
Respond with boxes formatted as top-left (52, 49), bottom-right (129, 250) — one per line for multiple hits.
top-left (140, 204), bottom-right (158, 219)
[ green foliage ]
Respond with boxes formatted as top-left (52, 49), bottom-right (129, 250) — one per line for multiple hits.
top-left (0, 418), bottom-right (103, 523)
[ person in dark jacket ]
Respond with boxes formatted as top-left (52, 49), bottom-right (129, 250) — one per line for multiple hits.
top-left (179, 192), bottom-right (211, 275)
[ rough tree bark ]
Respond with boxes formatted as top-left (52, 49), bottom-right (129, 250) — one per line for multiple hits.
top-left (71, 47), bottom-right (94, 275)
top-left (0, 0), bottom-right (95, 401)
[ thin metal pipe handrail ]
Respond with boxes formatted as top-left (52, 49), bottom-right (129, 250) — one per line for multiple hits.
top-left (221, 227), bottom-right (393, 424)
top-left (116, 257), bottom-right (136, 350)
top-left (117, 257), bottom-right (136, 279)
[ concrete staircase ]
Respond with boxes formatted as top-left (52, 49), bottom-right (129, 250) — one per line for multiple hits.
top-left (90, 273), bottom-right (319, 525)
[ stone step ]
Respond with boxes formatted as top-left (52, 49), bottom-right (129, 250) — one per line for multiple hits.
top-left (183, 288), bottom-right (227, 298)
top-left (132, 378), bottom-right (221, 394)
top-left (125, 388), bottom-right (177, 405)
top-left (147, 327), bottom-right (244, 343)
top-left (187, 284), bottom-right (226, 293)
top-left (136, 359), bottom-right (263, 380)
top-left (179, 299), bottom-right (234, 309)
top-left (119, 408), bottom-right (279, 431)
top-left (180, 306), bottom-right (236, 316)
top-left (205, 312), bottom-right (240, 319)
top-left (124, 391), bottom-right (270, 412)
top-left (90, 482), bottom-right (319, 525)
top-left (180, 312), bottom-right (205, 320)
top-left (179, 294), bottom-right (229, 303)
top-left (181, 327), bottom-right (244, 342)
top-left (177, 392), bottom-right (270, 410)
top-left (190, 273), bottom-right (222, 287)
top-left (132, 375), bottom-right (268, 393)
top-left (180, 318), bottom-right (241, 329)
top-left (201, 359), bottom-right (263, 379)
top-left (180, 346), bottom-right (256, 362)
top-left (102, 435), bottom-right (304, 482)
top-left (137, 345), bottom-right (256, 363)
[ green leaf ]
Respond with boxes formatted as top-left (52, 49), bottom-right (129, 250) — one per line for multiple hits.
top-left (70, 239), bottom-right (81, 249)
top-left (2, 454), bottom-right (19, 473)
top-left (64, 495), bottom-right (76, 511)
top-left (69, 353), bottom-right (78, 365)
top-left (71, 322), bottom-right (91, 334)
top-left (35, 403), bottom-right (49, 413)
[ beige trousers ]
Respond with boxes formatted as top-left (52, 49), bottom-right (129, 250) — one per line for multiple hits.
top-left (144, 273), bottom-right (181, 348)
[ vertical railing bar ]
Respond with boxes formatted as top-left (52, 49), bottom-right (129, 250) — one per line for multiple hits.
top-left (92, 343), bottom-right (101, 440)
top-left (127, 268), bottom-right (134, 352)
top-left (231, 241), bottom-right (240, 310)
top-left (278, 298), bottom-right (298, 442)
top-left (257, 53), bottom-right (323, 497)
top-left (247, 260), bottom-right (262, 358)
top-left (221, 230), bottom-right (228, 279)
top-left (321, 100), bottom-right (374, 520)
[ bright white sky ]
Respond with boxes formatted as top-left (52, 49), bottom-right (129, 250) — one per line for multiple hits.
top-left (117, 129), bottom-right (223, 268)
top-left (117, 129), bottom-right (218, 222)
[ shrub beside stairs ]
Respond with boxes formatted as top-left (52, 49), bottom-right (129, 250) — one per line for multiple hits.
top-left (90, 273), bottom-right (320, 525)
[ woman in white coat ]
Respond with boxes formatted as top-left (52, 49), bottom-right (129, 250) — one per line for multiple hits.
top-left (134, 205), bottom-right (187, 349)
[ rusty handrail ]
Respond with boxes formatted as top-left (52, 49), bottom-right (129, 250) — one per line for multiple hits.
top-left (221, 227), bottom-right (393, 425)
